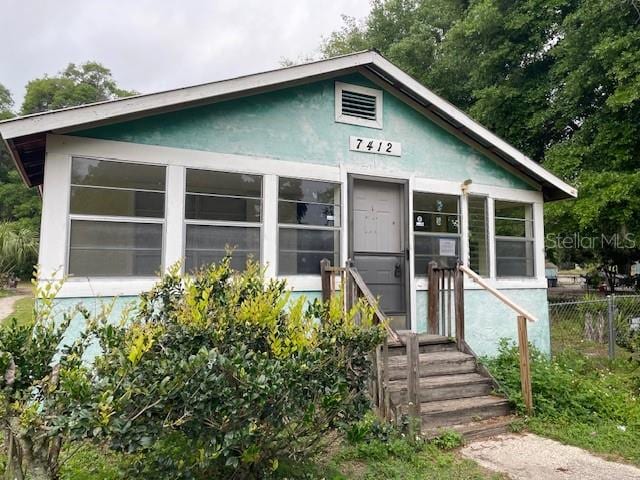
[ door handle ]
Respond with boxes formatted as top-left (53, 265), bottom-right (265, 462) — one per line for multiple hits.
top-left (405, 248), bottom-right (410, 261)
top-left (394, 263), bottom-right (401, 278)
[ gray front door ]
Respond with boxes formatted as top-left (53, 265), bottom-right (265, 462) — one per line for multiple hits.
top-left (351, 178), bottom-right (408, 328)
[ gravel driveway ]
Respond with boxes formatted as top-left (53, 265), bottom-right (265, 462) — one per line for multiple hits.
top-left (461, 433), bottom-right (640, 480)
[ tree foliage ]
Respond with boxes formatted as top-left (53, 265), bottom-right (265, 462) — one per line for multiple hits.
top-left (21, 62), bottom-right (137, 115)
top-left (322, 0), bottom-right (640, 270)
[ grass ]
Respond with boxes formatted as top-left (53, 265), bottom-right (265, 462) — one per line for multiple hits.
top-left (4, 296), bottom-right (35, 326)
top-left (22, 435), bottom-right (502, 480)
top-left (316, 438), bottom-right (504, 480)
top-left (484, 336), bottom-right (640, 466)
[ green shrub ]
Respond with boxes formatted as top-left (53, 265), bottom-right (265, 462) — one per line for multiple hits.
top-left (484, 340), bottom-right (640, 425)
top-left (64, 259), bottom-right (384, 479)
top-left (0, 279), bottom-right (94, 480)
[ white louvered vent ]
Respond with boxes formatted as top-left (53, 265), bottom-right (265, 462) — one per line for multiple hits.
top-left (341, 90), bottom-right (377, 121)
top-left (335, 82), bottom-right (383, 129)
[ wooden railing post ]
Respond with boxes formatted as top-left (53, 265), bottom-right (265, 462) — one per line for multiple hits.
top-left (427, 261), bottom-right (439, 334)
top-left (517, 315), bottom-right (534, 415)
top-left (454, 262), bottom-right (465, 345)
top-left (320, 258), bottom-right (331, 303)
top-left (406, 332), bottom-right (421, 440)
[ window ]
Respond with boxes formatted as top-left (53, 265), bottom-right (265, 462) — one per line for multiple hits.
top-left (184, 169), bottom-right (262, 271)
top-left (335, 82), bottom-right (383, 129)
top-left (494, 201), bottom-right (535, 277)
top-left (68, 157), bottom-right (165, 276)
top-left (278, 178), bottom-right (341, 275)
top-left (413, 193), bottom-right (460, 273)
top-left (468, 196), bottom-right (490, 276)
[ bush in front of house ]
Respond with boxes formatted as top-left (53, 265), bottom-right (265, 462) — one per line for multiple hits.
top-left (60, 258), bottom-right (384, 479)
top-left (0, 278), bottom-right (98, 480)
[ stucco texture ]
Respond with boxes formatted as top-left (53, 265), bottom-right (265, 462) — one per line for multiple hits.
top-left (74, 74), bottom-right (532, 190)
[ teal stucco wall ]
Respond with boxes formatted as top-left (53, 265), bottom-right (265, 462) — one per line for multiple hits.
top-left (55, 287), bottom-right (548, 359)
top-left (416, 288), bottom-right (550, 356)
top-left (74, 74), bottom-right (532, 190)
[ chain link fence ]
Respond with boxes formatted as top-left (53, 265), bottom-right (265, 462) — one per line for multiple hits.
top-left (548, 295), bottom-right (640, 359)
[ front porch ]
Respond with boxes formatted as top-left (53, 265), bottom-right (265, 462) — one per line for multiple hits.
top-left (320, 258), bottom-right (536, 438)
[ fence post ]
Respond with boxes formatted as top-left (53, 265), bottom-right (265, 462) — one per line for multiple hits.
top-left (406, 332), bottom-right (421, 441)
top-left (607, 294), bottom-right (616, 360)
top-left (517, 315), bottom-right (533, 415)
top-left (427, 261), bottom-right (439, 334)
top-left (454, 263), bottom-right (465, 345)
top-left (320, 258), bottom-right (331, 304)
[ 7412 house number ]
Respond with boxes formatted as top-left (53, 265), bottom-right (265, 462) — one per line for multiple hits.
top-left (349, 136), bottom-right (402, 157)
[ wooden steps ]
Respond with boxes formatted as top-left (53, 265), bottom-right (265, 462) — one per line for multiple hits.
top-left (385, 334), bottom-right (512, 440)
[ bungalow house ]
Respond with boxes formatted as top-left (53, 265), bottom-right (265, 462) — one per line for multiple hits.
top-left (0, 51), bottom-right (576, 361)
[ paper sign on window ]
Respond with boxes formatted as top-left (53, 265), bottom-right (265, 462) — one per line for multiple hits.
top-left (439, 238), bottom-right (456, 257)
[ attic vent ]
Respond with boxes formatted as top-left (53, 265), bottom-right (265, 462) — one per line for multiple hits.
top-left (335, 82), bottom-right (383, 129)
top-left (341, 90), bottom-right (377, 121)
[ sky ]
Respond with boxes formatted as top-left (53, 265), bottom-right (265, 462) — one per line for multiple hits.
top-left (0, 0), bottom-right (371, 109)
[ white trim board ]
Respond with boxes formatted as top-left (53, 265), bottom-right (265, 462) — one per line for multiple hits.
top-left (2, 51), bottom-right (576, 200)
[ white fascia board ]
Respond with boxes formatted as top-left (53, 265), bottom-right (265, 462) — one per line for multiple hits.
top-left (370, 54), bottom-right (577, 199)
top-left (0, 51), bottom-right (376, 140)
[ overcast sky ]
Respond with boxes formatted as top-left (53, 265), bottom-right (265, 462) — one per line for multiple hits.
top-left (1, 0), bottom-right (370, 109)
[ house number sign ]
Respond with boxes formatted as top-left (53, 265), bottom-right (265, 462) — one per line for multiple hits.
top-left (349, 136), bottom-right (402, 157)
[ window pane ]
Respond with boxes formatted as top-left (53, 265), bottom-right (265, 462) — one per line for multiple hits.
top-left (185, 195), bottom-right (261, 222)
top-left (70, 186), bottom-right (165, 217)
top-left (278, 201), bottom-right (339, 227)
top-left (278, 228), bottom-right (339, 275)
top-left (413, 193), bottom-right (459, 234)
top-left (278, 178), bottom-right (340, 204)
top-left (494, 201), bottom-right (533, 238)
top-left (71, 157), bottom-right (165, 191)
top-left (413, 212), bottom-right (458, 233)
top-left (69, 220), bottom-right (162, 276)
top-left (494, 201), bottom-right (528, 220)
top-left (186, 169), bottom-right (262, 197)
top-left (468, 196), bottom-right (489, 276)
top-left (413, 193), bottom-right (458, 214)
top-left (185, 224), bottom-right (260, 271)
top-left (414, 235), bottom-right (459, 273)
top-left (496, 239), bottom-right (534, 277)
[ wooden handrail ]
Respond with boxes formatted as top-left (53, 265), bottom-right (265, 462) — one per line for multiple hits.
top-left (347, 266), bottom-right (402, 344)
top-left (458, 264), bottom-right (538, 323)
top-left (458, 263), bottom-right (535, 414)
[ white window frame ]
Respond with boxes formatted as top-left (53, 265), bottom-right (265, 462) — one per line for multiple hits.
top-left (67, 156), bottom-right (167, 278)
top-left (276, 176), bottom-right (342, 276)
top-left (183, 168), bottom-right (263, 271)
top-left (335, 81), bottom-right (383, 129)
top-left (494, 200), bottom-right (536, 279)
top-left (467, 194), bottom-right (491, 277)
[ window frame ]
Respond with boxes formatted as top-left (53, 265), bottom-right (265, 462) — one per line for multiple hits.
top-left (66, 156), bottom-right (167, 278)
top-left (183, 168), bottom-right (264, 272)
top-left (413, 191), bottom-right (461, 275)
top-left (467, 194), bottom-right (490, 277)
top-left (335, 81), bottom-right (383, 129)
top-left (277, 176), bottom-right (342, 276)
top-left (494, 200), bottom-right (535, 278)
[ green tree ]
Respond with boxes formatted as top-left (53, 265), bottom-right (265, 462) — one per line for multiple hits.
top-left (323, 0), bottom-right (640, 271)
top-left (0, 83), bottom-right (14, 120)
top-left (21, 61), bottom-right (137, 115)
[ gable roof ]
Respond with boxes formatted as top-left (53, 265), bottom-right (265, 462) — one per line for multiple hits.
top-left (0, 50), bottom-right (576, 200)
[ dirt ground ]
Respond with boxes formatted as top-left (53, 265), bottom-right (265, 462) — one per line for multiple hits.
top-left (461, 433), bottom-right (640, 480)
